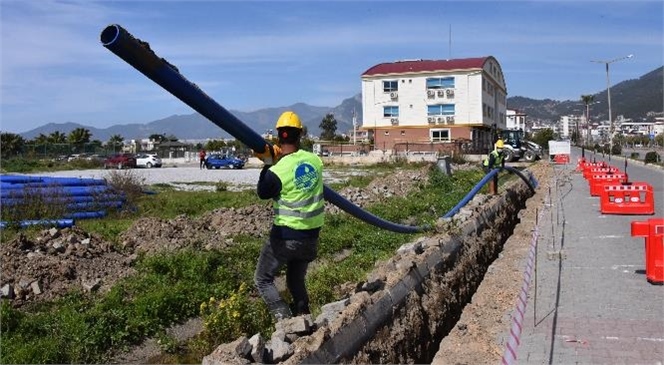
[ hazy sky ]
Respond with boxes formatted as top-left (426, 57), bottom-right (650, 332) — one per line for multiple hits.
top-left (1, 0), bottom-right (662, 134)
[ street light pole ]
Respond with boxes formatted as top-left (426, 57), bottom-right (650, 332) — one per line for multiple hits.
top-left (591, 54), bottom-right (633, 155)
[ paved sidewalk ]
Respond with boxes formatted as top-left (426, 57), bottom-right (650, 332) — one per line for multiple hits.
top-left (515, 160), bottom-right (664, 364)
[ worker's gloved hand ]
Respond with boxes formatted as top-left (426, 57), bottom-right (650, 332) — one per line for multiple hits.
top-left (254, 144), bottom-right (281, 166)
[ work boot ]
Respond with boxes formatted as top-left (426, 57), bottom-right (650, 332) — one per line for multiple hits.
top-left (268, 302), bottom-right (292, 321)
top-left (291, 300), bottom-right (310, 316)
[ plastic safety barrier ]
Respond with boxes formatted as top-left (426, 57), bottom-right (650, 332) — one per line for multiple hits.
top-left (553, 154), bottom-right (570, 164)
top-left (583, 167), bottom-right (620, 180)
top-left (599, 182), bottom-right (655, 215)
top-left (588, 173), bottom-right (628, 197)
top-left (578, 161), bottom-right (607, 174)
top-left (631, 218), bottom-right (664, 285)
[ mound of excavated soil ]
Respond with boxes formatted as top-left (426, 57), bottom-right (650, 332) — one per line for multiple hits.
top-left (1, 165), bottom-right (432, 308)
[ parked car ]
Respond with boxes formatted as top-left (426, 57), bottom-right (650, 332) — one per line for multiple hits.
top-left (103, 153), bottom-right (137, 169)
top-left (135, 153), bottom-right (162, 168)
top-left (205, 154), bottom-right (245, 169)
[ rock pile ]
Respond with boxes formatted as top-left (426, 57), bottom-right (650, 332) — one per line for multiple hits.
top-left (0, 227), bottom-right (134, 306)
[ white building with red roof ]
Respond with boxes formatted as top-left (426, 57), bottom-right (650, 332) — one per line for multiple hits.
top-left (361, 56), bottom-right (507, 153)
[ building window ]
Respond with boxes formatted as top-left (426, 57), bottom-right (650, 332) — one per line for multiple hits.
top-left (430, 129), bottom-right (451, 142)
top-left (426, 77), bottom-right (455, 89)
top-left (427, 104), bottom-right (455, 116)
top-left (383, 106), bottom-right (399, 117)
top-left (383, 80), bottom-right (398, 92)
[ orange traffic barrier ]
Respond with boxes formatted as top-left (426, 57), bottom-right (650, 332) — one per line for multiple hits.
top-left (576, 157), bottom-right (588, 171)
top-left (631, 218), bottom-right (664, 285)
top-left (589, 173), bottom-right (628, 196)
top-left (600, 182), bottom-right (655, 215)
top-left (579, 161), bottom-right (608, 175)
top-left (553, 154), bottom-right (570, 164)
top-left (583, 167), bottom-right (620, 180)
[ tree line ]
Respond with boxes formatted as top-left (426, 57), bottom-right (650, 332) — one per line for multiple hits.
top-left (1, 112), bottom-right (358, 160)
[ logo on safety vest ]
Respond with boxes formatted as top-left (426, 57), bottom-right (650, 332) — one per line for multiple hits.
top-left (294, 163), bottom-right (318, 191)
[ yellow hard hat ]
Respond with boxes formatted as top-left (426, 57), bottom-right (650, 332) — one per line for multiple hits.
top-left (276, 111), bottom-right (302, 130)
top-left (495, 139), bottom-right (505, 149)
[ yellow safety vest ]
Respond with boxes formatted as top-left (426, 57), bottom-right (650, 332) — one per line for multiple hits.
top-left (483, 149), bottom-right (504, 167)
top-left (269, 150), bottom-right (324, 230)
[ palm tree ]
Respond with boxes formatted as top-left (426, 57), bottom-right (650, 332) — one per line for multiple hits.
top-left (48, 131), bottom-right (67, 144)
top-left (67, 128), bottom-right (92, 152)
top-left (33, 133), bottom-right (49, 145)
top-left (581, 94), bottom-right (595, 146)
top-left (0, 132), bottom-right (25, 158)
top-left (107, 134), bottom-right (125, 153)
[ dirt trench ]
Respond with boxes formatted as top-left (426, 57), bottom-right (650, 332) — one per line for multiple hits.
top-left (274, 169), bottom-right (541, 365)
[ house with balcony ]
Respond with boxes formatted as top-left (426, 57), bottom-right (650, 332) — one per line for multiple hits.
top-left (506, 109), bottom-right (527, 132)
top-left (360, 56), bottom-right (507, 153)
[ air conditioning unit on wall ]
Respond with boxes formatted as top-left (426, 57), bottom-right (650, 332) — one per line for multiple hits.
top-left (446, 89), bottom-right (455, 97)
top-left (390, 92), bottom-right (398, 99)
top-left (390, 118), bottom-right (399, 125)
top-left (427, 116), bottom-right (435, 124)
top-left (436, 117), bottom-right (444, 124)
top-left (437, 90), bottom-right (445, 97)
top-left (446, 116), bottom-right (455, 124)
top-left (427, 90), bottom-right (435, 98)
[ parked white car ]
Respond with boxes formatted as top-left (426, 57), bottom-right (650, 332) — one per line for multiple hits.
top-left (135, 153), bottom-right (162, 168)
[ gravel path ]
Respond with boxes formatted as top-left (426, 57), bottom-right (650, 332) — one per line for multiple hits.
top-left (22, 166), bottom-right (261, 191)
top-left (21, 166), bottom-right (364, 191)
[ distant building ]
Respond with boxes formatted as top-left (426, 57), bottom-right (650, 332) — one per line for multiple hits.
top-left (559, 115), bottom-right (584, 139)
top-left (360, 56), bottom-right (507, 153)
top-left (506, 109), bottom-right (527, 132)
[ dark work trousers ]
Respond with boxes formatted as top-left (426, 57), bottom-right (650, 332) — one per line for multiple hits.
top-left (254, 236), bottom-right (318, 320)
top-left (483, 166), bottom-right (499, 195)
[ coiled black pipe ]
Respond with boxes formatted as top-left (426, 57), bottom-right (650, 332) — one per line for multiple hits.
top-left (100, 24), bottom-right (425, 233)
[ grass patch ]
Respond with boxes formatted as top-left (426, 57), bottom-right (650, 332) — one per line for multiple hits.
top-left (2, 164), bottom-right (486, 363)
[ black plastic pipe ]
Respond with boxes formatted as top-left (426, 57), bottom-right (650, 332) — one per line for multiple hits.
top-left (442, 166), bottom-right (537, 218)
top-left (100, 24), bottom-right (425, 233)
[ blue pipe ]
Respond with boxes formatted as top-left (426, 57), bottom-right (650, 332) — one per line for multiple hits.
top-left (64, 211), bottom-right (107, 219)
top-left (67, 201), bottom-right (125, 210)
top-left (442, 166), bottom-right (537, 218)
top-left (2, 194), bottom-right (124, 205)
top-left (100, 24), bottom-right (425, 234)
top-left (0, 175), bottom-right (44, 184)
top-left (0, 219), bottom-right (74, 229)
top-left (1, 185), bottom-right (111, 198)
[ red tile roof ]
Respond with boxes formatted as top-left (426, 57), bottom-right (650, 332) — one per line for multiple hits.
top-left (362, 57), bottom-right (491, 76)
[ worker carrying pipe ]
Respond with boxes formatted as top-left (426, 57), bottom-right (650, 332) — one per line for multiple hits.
top-left (254, 111), bottom-right (324, 320)
top-left (100, 23), bottom-right (425, 234)
top-left (482, 139), bottom-right (506, 194)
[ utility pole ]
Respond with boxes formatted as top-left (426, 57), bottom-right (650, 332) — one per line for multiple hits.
top-left (352, 108), bottom-right (357, 145)
top-left (591, 54), bottom-right (633, 154)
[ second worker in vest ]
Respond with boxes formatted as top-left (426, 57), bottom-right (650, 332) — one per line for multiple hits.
top-left (483, 139), bottom-right (506, 194)
top-left (254, 111), bottom-right (325, 321)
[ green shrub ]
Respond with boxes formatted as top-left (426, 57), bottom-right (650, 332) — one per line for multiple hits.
top-left (215, 181), bottom-right (229, 192)
top-left (630, 152), bottom-right (640, 159)
top-left (200, 283), bottom-right (272, 344)
top-left (644, 151), bottom-right (661, 164)
top-left (611, 144), bottom-right (622, 156)
top-left (104, 169), bottom-right (146, 206)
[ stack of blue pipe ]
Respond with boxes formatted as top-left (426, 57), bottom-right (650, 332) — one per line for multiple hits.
top-left (0, 175), bottom-right (126, 229)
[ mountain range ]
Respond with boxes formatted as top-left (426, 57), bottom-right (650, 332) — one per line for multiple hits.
top-left (18, 67), bottom-right (662, 142)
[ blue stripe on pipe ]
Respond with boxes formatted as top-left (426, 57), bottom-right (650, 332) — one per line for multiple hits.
top-left (0, 219), bottom-right (74, 229)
